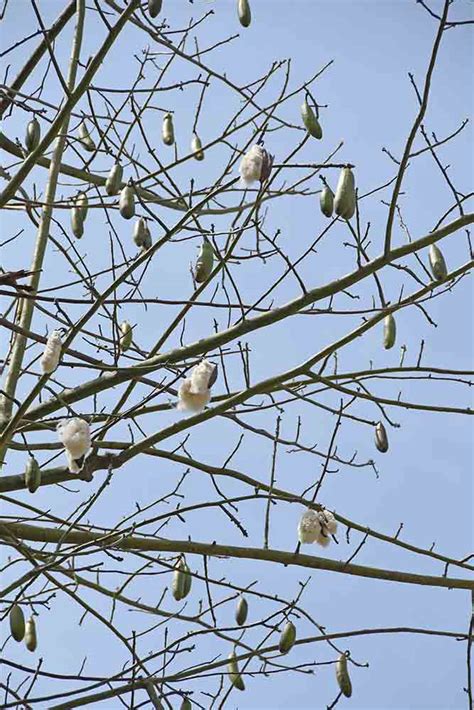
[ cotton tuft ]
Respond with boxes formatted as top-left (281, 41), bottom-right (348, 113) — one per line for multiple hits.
top-left (239, 145), bottom-right (264, 187)
top-left (40, 330), bottom-right (62, 374)
top-left (177, 359), bottom-right (217, 413)
top-left (298, 508), bottom-right (337, 547)
top-left (57, 418), bottom-right (91, 473)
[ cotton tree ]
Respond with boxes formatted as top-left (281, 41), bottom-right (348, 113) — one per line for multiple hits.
top-left (0, 1), bottom-right (473, 708)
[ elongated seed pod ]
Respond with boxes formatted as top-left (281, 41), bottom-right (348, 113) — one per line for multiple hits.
top-left (25, 457), bottom-right (41, 493)
top-left (25, 117), bottom-right (41, 153)
top-left (162, 113), bottom-right (175, 146)
top-left (172, 558), bottom-right (187, 601)
top-left (375, 421), bottom-right (389, 453)
top-left (235, 596), bottom-right (248, 626)
top-left (301, 97), bottom-right (322, 139)
top-left (383, 313), bottom-right (396, 350)
top-left (78, 120), bottom-right (96, 152)
top-left (191, 133), bottom-right (204, 161)
top-left (148, 0), bottom-right (162, 18)
top-left (334, 166), bottom-right (356, 220)
top-left (429, 244), bottom-right (448, 281)
top-left (105, 162), bottom-right (123, 196)
top-left (320, 184), bottom-right (334, 218)
top-left (77, 192), bottom-right (88, 222)
top-left (133, 217), bottom-right (148, 247)
top-left (25, 616), bottom-right (37, 652)
top-left (180, 698), bottom-right (192, 710)
top-left (71, 206), bottom-right (84, 238)
top-left (10, 604), bottom-right (25, 642)
top-left (119, 183), bottom-right (135, 220)
top-left (238, 0), bottom-right (251, 27)
top-left (336, 653), bottom-right (352, 698)
top-left (195, 238), bottom-right (214, 283)
top-left (278, 621), bottom-right (296, 654)
top-left (182, 561), bottom-right (192, 598)
top-left (227, 651), bottom-right (245, 691)
top-left (142, 223), bottom-right (152, 250)
top-left (119, 321), bottom-right (133, 352)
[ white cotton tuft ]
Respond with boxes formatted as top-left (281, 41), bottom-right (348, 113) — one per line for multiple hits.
top-left (190, 359), bottom-right (216, 394)
top-left (57, 418), bottom-right (91, 473)
top-left (239, 145), bottom-right (264, 187)
top-left (298, 508), bottom-right (337, 547)
top-left (177, 379), bottom-right (211, 413)
top-left (40, 330), bottom-right (62, 374)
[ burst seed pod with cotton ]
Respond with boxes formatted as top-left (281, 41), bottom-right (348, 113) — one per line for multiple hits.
top-left (57, 418), bottom-right (91, 474)
top-left (336, 652), bottom-right (352, 698)
top-left (191, 133), bottom-right (205, 160)
top-left (238, 0), bottom-right (251, 27)
top-left (320, 183), bottom-right (334, 218)
top-left (298, 507), bottom-right (337, 547)
top-left (148, 0), bottom-right (162, 18)
top-left (429, 244), bottom-right (448, 281)
top-left (235, 596), bottom-right (248, 626)
top-left (25, 456), bottom-right (41, 493)
top-left (162, 113), bottom-right (175, 146)
top-left (334, 166), bottom-right (356, 220)
top-left (25, 616), bottom-right (37, 652)
top-left (279, 621), bottom-right (296, 654)
top-left (10, 604), bottom-right (25, 642)
top-left (383, 313), bottom-right (396, 350)
top-left (71, 205), bottom-right (84, 238)
top-left (301, 97), bottom-right (322, 139)
top-left (227, 651), bottom-right (245, 691)
top-left (194, 238), bottom-right (214, 283)
top-left (119, 182), bottom-right (135, 220)
top-left (375, 421), bottom-right (389, 453)
top-left (119, 321), bottom-right (133, 352)
top-left (239, 144), bottom-right (264, 187)
top-left (78, 120), bottom-right (96, 152)
top-left (25, 117), bottom-right (41, 153)
top-left (105, 162), bottom-right (123, 196)
top-left (177, 360), bottom-right (218, 413)
top-left (40, 329), bottom-right (62, 374)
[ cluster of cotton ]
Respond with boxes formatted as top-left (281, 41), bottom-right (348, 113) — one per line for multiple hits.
top-left (57, 418), bottom-right (91, 473)
top-left (298, 507), bottom-right (337, 547)
top-left (238, 144), bottom-right (274, 187)
top-left (40, 330), bottom-right (62, 374)
top-left (177, 359), bottom-right (218, 413)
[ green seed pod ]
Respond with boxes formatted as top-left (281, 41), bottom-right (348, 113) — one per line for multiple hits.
top-left (105, 162), bottom-right (123, 196)
top-left (429, 244), bottom-right (448, 282)
top-left (25, 456), bottom-right (41, 493)
top-left (25, 616), bottom-right (37, 652)
top-left (78, 120), bottom-right (96, 152)
top-left (9, 604), bottom-right (25, 642)
top-left (25, 117), bottom-right (41, 153)
top-left (180, 698), bottom-right (192, 710)
top-left (148, 0), bottom-right (163, 18)
top-left (238, 0), bottom-right (251, 27)
top-left (172, 558), bottom-right (187, 601)
top-left (227, 651), bottom-right (245, 691)
top-left (334, 166), bottom-right (356, 220)
top-left (71, 206), bottom-right (84, 239)
top-left (301, 97), bottom-right (322, 139)
top-left (76, 192), bottom-right (88, 222)
top-left (320, 184), bottom-right (334, 218)
top-left (375, 421), bottom-right (389, 453)
top-left (119, 321), bottom-right (133, 352)
top-left (181, 561), bottom-right (192, 599)
top-left (162, 113), bottom-right (175, 146)
top-left (119, 183), bottom-right (135, 220)
top-left (235, 596), bottom-right (248, 626)
top-left (278, 621), bottom-right (296, 654)
top-left (191, 133), bottom-right (204, 161)
top-left (336, 652), bottom-right (352, 698)
top-left (383, 313), bottom-right (396, 350)
top-left (195, 238), bottom-right (214, 283)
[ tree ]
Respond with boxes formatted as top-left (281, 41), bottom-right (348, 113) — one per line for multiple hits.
top-left (0, 0), bottom-right (473, 708)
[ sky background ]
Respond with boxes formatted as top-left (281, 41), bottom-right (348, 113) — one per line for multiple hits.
top-left (1, 1), bottom-right (473, 709)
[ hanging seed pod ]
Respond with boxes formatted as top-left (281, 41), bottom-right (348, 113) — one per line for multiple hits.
top-left (334, 166), bottom-right (356, 220)
top-left (9, 604), bottom-right (25, 642)
top-left (105, 162), bottom-right (123, 196)
top-left (142, 222), bottom-right (152, 250)
top-left (301, 97), bottom-right (322, 139)
top-left (429, 244), bottom-right (448, 281)
top-left (320, 184), bottom-right (334, 218)
top-left (375, 421), bottom-right (389, 453)
top-left (133, 217), bottom-right (148, 247)
top-left (238, 0), bottom-right (251, 27)
top-left (182, 561), bottom-right (192, 598)
top-left (78, 120), bottom-right (96, 152)
top-left (180, 698), bottom-right (192, 710)
top-left (194, 238), bottom-right (214, 283)
top-left (119, 321), bottom-right (133, 352)
top-left (191, 133), bottom-right (205, 161)
top-left (278, 621), bottom-right (296, 654)
top-left (162, 113), bottom-right (175, 146)
top-left (71, 205), bottom-right (84, 239)
top-left (25, 456), bottom-right (41, 493)
top-left (227, 651), bottom-right (245, 691)
top-left (119, 183), bottom-right (135, 220)
top-left (25, 117), bottom-right (41, 153)
top-left (76, 192), bottom-right (88, 222)
top-left (148, 0), bottom-right (162, 18)
top-left (336, 652), bottom-right (352, 698)
top-left (25, 616), bottom-right (37, 652)
top-left (235, 596), bottom-right (248, 626)
top-left (172, 558), bottom-right (188, 601)
top-left (383, 313), bottom-right (396, 350)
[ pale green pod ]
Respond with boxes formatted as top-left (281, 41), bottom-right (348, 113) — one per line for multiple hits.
top-left (119, 321), bottom-right (133, 352)
top-left (429, 244), bottom-right (448, 281)
top-left (105, 162), bottom-right (123, 196)
top-left (180, 698), bottom-right (192, 710)
top-left (238, 0), bottom-right (251, 27)
top-left (78, 120), bottom-right (96, 152)
top-left (375, 421), bottom-right (389, 453)
top-left (25, 118), bottom-right (41, 153)
top-left (172, 558), bottom-right (186, 601)
top-left (162, 113), bottom-right (175, 146)
top-left (76, 192), bottom-right (88, 222)
top-left (25, 456), bottom-right (41, 493)
top-left (235, 596), bottom-right (248, 626)
top-left (148, 0), bottom-right (162, 18)
top-left (133, 217), bottom-right (148, 247)
top-left (278, 621), bottom-right (296, 654)
top-left (320, 184), bottom-right (334, 218)
top-left (119, 184), bottom-right (135, 220)
top-left (191, 133), bottom-right (204, 161)
top-left (181, 561), bottom-right (192, 599)
top-left (227, 651), bottom-right (245, 691)
top-left (25, 616), bottom-right (37, 652)
top-left (10, 604), bottom-right (25, 642)
top-left (301, 97), bottom-right (322, 139)
top-left (334, 167), bottom-right (356, 220)
top-left (71, 206), bottom-right (84, 239)
top-left (336, 652), bottom-right (352, 698)
top-left (383, 313), bottom-right (396, 350)
top-left (194, 238), bottom-right (214, 283)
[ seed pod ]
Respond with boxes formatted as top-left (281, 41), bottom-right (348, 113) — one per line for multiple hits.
top-left (105, 162), bottom-right (123, 196)
top-left (148, 0), bottom-right (162, 18)
top-left (25, 117), bottom-right (41, 153)
top-left (9, 604), bottom-right (25, 642)
top-left (191, 133), bottom-right (204, 161)
top-left (301, 97), bottom-right (322, 139)
top-left (429, 244), bottom-right (448, 281)
top-left (180, 698), bottom-right (192, 710)
top-left (235, 596), bottom-right (248, 626)
top-left (194, 238), bottom-right (214, 283)
top-left (172, 558), bottom-right (188, 601)
top-left (375, 421), bottom-right (389, 453)
top-left (119, 321), bottom-right (133, 352)
top-left (119, 183), bottom-right (135, 220)
top-left (76, 192), bottom-right (88, 222)
top-left (383, 313), bottom-right (396, 350)
top-left (78, 120), bottom-right (96, 152)
top-left (162, 113), bottom-right (175, 146)
top-left (227, 651), bottom-right (245, 691)
top-left (25, 616), bottom-right (37, 652)
top-left (278, 621), bottom-right (296, 654)
top-left (320, 184), bottom-right (334, 218)
top-left (133, 217), bottom-right (149, 247)
top-left (336, 652), bottom-right (352, 698)
top-left (182, 561), bottom-right (192, 598)
top-left (238, 0), bottom-right (251, 27)
top-left (71, 206), bottom-right (84, 239)
top-left (25, 457), bottom-right (41, 493)
top-left (334, 166), bottom-right (356, 220)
